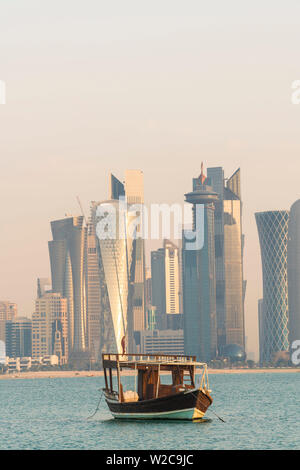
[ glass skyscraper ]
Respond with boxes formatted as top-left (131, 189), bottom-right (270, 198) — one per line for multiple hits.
top-left (151, 239), bottom-right (182, 330)
top-left (183, 165), bottom-right (218, 362)
top-left (255, 211), bottom-right (290, 363)
top-left (287, 200), bottom-right (300, 349)
top-left (94, 170), bottom-right (146, 354)
top-left (5, 317), bottom-right (32, 358)
top-left (86, 202), bottom-right (102, 361)
top-left (258, 298), bottom-right (265, 364)
top-left (207, 167), bottom-right (245, 351)
top-left (151, 247), bottom-right (166, 329)
top-left (48, 216), bottom-right (88, 352)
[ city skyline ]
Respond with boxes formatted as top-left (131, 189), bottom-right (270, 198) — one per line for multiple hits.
top-left (2, 2), bottom-right (300, 362)
top-left (3, 172), bottom-right (300, 364)
top-left (3, 166), bottom-right (300, 362)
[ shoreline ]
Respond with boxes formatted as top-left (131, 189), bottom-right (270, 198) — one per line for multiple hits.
top-left (0, 368), bottom-right (299, 380)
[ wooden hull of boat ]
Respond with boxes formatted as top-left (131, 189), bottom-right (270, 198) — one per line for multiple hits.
top-left (105, 388), bottom-right (212, 421)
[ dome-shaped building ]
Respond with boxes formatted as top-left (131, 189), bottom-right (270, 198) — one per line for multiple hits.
top-left (221, 344), bottom-right (246, 362)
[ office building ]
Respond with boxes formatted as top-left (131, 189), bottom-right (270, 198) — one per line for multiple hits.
top-left (183, 164), bottom-right (218, 362)
top-left (140, 329), bottom-right (184, 355)
top-left (0, 301), bottom-right (17, 344)
top-left (258, 299), bottom-right (265, 364)
top-left (48, 216), bottom-right (88, 352)
top-left (151, 240), bottom-right (182, 329)
top-left (255, 211), bottom-right (290, 363)
top-left (151, 247), bottom-right (166, 328)
top-left (5, 355), bottom-right (59, 372)
top-left (207, 167), bottom-right (245, 350)
top-left (124, 170), bottom-right (146, 334)
top-left (5, 317), bottom-right (32, 358)
top-left (287, 200), bottom-right (300, 349)
top-left (32, 293), bottom-right (68, 364)
top-left (86, 202), bottom-right (102, 361)
top-left (146, 306), bottom-right (157, 331)
top-left (94, 170), bottom-right (146, 354)
top-left (145, 268), bottom-right (152, 309)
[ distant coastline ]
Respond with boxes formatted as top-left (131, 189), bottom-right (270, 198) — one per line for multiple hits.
top-left (0, 368), bottom-right (299, 380)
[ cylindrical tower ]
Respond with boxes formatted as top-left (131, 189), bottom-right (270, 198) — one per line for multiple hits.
top-left (287, 200), bottom-right (300, 347)
top-left (255, 211), bottom-right (289, 363)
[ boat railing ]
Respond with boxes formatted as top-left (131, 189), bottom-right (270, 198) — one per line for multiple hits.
top-left (102, 353), bottom-right (199, 365)
top-left (102, 354), bottom-right (209, 373)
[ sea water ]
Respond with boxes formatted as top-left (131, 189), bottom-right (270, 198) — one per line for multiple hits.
top-left (0, 372), bottom-right (299, 450)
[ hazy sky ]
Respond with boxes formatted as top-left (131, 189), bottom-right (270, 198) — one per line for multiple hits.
top-left (1, 1), bottom-right (300, 359)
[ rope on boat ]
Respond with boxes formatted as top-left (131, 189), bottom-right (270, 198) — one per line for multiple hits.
top-left (207, 408), bottom-right (226, 423)
top-left (191, 391), bottom-right (226, 423)
top-left (87, 391), bottom-right (104, 420)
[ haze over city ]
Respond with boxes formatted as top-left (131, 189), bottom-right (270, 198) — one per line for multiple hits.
top-left (1, 1), bottom-right (300, 360)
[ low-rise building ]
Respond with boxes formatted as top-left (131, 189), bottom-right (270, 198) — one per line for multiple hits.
top-left (140, 329), bottom-right (184, 355)
top-left (5, 355), bottom-right (59, 372)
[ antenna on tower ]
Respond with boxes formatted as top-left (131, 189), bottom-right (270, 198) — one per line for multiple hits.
top-left (199, 162), bottom-right (206, 184)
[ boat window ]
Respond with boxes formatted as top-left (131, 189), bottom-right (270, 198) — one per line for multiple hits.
top-left (120, 374), bottom-right (138, 395)
top-left (159, 371), bottom-right (173, 385)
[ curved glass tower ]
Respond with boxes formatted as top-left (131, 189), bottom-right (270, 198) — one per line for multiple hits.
top-left (287, 200), bottom-right (300, 347)
top-left (94, 171), bottom-right (146, 354)
top-left (96, 199), bottom-right (133, 354)
top-left (48, 216), bottom-right (87, 352)
top-left (255, 211), bottom-right (289, 363)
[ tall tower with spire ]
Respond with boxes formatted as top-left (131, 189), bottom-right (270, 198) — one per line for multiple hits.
top-left (182, 164), bottom-right (218, 362)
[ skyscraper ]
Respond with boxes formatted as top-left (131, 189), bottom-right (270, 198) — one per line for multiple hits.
top-left (258, 299), bottom-right (265, 364)
top-left (6, 318), bottom-right (32, 358)
top-left (255, 211), bottom-right (290, 363)
top-left (0, 301), bottom-right (17, 344)
top-left (94, 170), bottom-right (146, 354)
top-left (124, 170), bottom-right (146, 334)
top-left (145, 267), bottom-right (152, 310)
top-left (207, 167), bottom-right (245, 351)
top-left (287, 200), bottom-right (300, 349)
top-left (32, 292), bottom-right (68, 363)
top-left (151, 240), bottom-right (182, 330)
top-left (48, 216), bottom-right (88, 352)
top-left (86, 202), bottom-right (102, 361)
top-left (183, 164), bottom-right (218, 362)
top-left (151, 248), bottom-right (166, 328)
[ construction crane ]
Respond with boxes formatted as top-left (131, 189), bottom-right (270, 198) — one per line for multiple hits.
top-left (76, 196), bottom-right (88, 226)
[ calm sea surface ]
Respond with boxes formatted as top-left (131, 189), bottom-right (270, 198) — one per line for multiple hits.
top-left (0, 373), bottom-right (299, 450)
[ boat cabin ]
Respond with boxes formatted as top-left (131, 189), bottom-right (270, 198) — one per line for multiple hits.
top-left (102, 354), bottom-right (210, 403)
